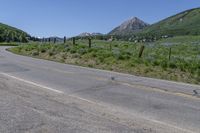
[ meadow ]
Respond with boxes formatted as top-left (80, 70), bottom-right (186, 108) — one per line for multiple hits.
top-left (8, 36), bottom-right (200, 84)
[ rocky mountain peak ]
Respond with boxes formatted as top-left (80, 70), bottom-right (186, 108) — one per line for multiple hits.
top-left (109, 17), bottom-right (149, 35)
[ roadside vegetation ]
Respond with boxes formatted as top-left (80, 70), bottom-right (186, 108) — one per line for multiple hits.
top-left (8, 36), bottom-right (200, 84)
top-left (0, 42), bottom-right (19, 46)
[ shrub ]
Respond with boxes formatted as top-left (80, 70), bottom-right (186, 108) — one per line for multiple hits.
top-left (114, 44), bottom-right (118, 47)
top-left (160, 60), bottom-right (168, 69)
top-left (48, 49), bottom-right (56, 56)
top-left (132, 58), bottom-right (143, 64)
top-left (88, 64), bottom-right (94, 68)
top-left (31, 51), bottom-right (39, 56)
top-left (78, 48), bottom-right (87, 55)
top-left (40, 48), bottom-right (46, 53)
top-left (113, 50), bottom-right (121, 60)
top-left (60, 58), bottom-right (65, 63)
top-left (97, 56), bottom-right (104, 63)
top-left (70, 48), bottom-right (76, 54)
top-left (169, 62), bottom-right (177, 69)
top-left (152, 60), bottom-right (160, 66)
top-left (104, 57), bottom-right (116, 65)
top-left (197, 69), bottom-right (200, 77)
top-left (72, 53), bottom-right (80, 58)
top-left (24, 45), bottom-right (37, 51)
top-left (91, 52), bottom-right (97, 57)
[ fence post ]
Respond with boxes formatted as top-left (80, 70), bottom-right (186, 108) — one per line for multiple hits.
top-left (64, 36), bottom-right (66, 44)
top-left (54, 38), bottom-right (56, 44)
top-left (88, 38), bottom-right (91, 48)
top-left (169, 47), bottom-right (172, 61)
top-left (73, 37), bottom-right (76, 45)
top-left (139, 45), bottom-right (145, 58)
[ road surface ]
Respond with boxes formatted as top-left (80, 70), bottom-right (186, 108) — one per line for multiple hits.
top-left (0, 46), bottom-right (200, 133)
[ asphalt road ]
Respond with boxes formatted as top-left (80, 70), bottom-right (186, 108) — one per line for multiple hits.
top-left (0, 46), bottom-right (200, 133)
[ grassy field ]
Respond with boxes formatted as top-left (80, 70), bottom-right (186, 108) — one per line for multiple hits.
top-left (8, 36), bottom-right (200, 84)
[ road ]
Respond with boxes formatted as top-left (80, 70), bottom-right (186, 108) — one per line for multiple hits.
top-left (0, 46), bottom-right (200, 133)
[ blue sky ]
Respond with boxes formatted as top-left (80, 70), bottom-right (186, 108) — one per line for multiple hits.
top-left (0, 0), bottom-right (199, 37)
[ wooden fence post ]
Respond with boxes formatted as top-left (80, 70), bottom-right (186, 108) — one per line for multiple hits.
top-left (88, 38), bottom-right (91, 48)
top-left (138, 45), bottom-right (145, 58)
top-left (169, 47), bottom-right (172, 61)
top-left (64, 36), bottom-right (66, 44)
top-left (73, 37), bottom-right (76, 45)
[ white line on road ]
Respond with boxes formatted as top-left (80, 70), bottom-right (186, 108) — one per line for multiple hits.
top-left (0, 72), bottom-right (97, 104)
top-left (0, 72), bottom-right (64, 94)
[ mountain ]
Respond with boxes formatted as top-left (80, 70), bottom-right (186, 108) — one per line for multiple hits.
top-left (139, 8), bottom-right (200, 36)
top-left (78, 32), bottom-right (91, 37)
top-left (77, 32), bottom-right (103, 37)
top-left (91, 33), bottom-right (104, 36)
top-left (108, 17), bottom-right (149, 36)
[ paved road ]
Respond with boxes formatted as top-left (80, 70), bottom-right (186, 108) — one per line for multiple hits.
top-left (0, 46), bottom-right (200, 133)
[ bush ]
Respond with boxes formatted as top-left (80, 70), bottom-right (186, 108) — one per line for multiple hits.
top-left (78, 48), bottom-right (87, 55)
top-left (118, 54), bottom-right (126, 60)
top-left (152, 60), bottom-right (160, 66)
top-left (116, 50), bottom-right (132, 60)
top-left (72, 53), bottom-right (80, 58)
top-left (70, 48), bottom-right (76, 54)
top-left (24, 45), bottom-right (37, 51)
top-left (31, 51), bottom-right (39, 56)
top-left (113, 50), bottom-right (121, 60)
top-left (40, 47), bottom-right (46, 53)
top-left (91, 52), bottom-right (97, 57)
top-left (48, 49), bottom-right (56, 56)
top-left (97, 56), bottom-right (104, 63)
top-left (169, 62), bottom-right (177, 69)
top-left (160, 60), bottom-right (168, 69)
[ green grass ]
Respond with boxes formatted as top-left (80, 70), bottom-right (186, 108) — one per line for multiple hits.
top-left (0, 42), bottom-right (19, 46)
top-left (8, 36), bottom-right (200, 84)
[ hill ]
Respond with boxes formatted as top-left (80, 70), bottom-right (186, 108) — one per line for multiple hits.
top-left (139, 8), bottom-right (200, 37)
top-left (108, 17), bottom-right (149, 36)
top-left (0, 23), bottom-right (29, 42)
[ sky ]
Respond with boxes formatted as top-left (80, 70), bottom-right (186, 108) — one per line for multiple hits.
top-left (0, 0), bottom-right (200, 37)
